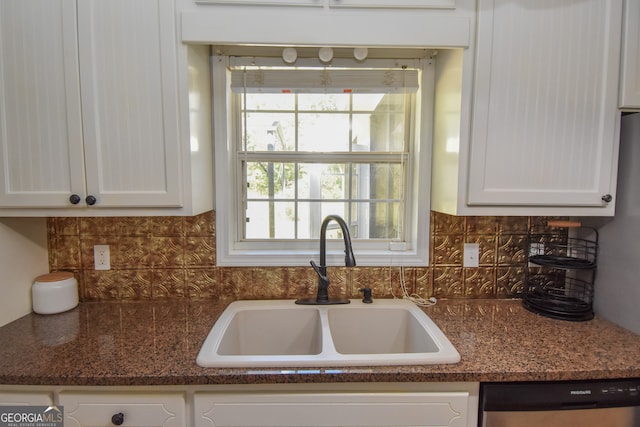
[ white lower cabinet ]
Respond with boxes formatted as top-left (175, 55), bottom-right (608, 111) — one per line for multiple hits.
top-left (195, 391), bottom-right (470, 427)
top-left (0, 383), bottom-right (478, 427)
top-left (58, 392), bottom-right (186, 427)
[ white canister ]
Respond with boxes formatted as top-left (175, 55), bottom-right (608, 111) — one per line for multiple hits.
top-left (32, 272), bottom-right (79, 315)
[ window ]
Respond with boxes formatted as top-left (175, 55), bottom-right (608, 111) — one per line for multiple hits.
top-left (213, 54), bottom-right (433, 266)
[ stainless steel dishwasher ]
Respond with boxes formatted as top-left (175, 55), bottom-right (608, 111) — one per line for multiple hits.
top-left (479, 379), bottom-right (640, 427)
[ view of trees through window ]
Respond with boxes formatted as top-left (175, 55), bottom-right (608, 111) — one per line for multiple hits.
top-left (238, 90), bottom-right (410, 242)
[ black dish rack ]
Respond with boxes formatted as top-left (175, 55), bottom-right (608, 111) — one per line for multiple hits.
top-left (523, 221), bottom-right (598, 321)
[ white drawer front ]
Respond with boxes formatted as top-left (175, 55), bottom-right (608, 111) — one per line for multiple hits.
top-left (195, 391), bottom-right (469, 427)
top-left (59, 392), bottom-right (185, 427)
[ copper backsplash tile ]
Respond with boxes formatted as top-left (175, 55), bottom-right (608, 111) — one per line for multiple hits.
top-left (47, 211), bottom-right (555, 302)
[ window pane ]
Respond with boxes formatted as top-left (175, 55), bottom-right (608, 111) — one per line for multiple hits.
top-left (298, 113), bottom-right (350, 151)
top-left (352, 94), bottom-right (384, 111)
top-left (320, 164), bottom-right (347, 199)
top-left (352, 113), bottom-right (405, 152)
top-left (357, 93), bottom-right (406, 113)
top-left (295, 202), bottom-right (313, 239)
top-left (294, 201), bottom-right (349, 239)
top-left (243, 162), bottom-right (404, 240)
top-left (246, 162), bottom-right (297, 200)
top-left (298, 93), bottom-right (350, 111)
top-left (292, 163), bottom-right (346, 200)
top-left (237, 76), bottom-right (412, 243)
top-left (244, 113), bottom-right (295, 151)
top-left (244, 93), bottom-right (295, 110)
top-left (371, 112), bottom-right (406, 152)
top-left (356, 201), bottom-right (402, 239)
top-left (245, 201), bottom-right (296, 239)
top-left (365, 163), bottom-right (404, 201)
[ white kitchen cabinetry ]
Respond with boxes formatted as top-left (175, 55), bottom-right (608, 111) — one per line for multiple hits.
top-left (432, 0), bottom-right (623, 216)
top-left (0, 0), bottom-right (212, 215)
top-left (0, 383), bottom-right (479, 427)
top-left (195, 390), bottom-right (472, 427)
top-left (59, 392), bottom-right (186, 427)
top-left (76, 0), bottom-right (181, 209)
top-left (182, 0), bottom-right (471, 49)
top-left (0, 0), bottom-right (84, 209)
top-left (619, 0), bottom-right (640, 109)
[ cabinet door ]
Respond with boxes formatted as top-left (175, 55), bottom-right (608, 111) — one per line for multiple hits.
top-left (468, 0), bottom-right (622, 208)
top-left (59, 392), bottom-right (185, 427)
top-left (77, 0), bottom-right (182, 208)
top-left (0, 0), bottom-right (86, 208)
top-left (619, 0), bottom-right (640, 108)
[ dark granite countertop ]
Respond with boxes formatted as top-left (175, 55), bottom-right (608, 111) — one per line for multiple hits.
top-left (1, 299), bottom-right (639, 386)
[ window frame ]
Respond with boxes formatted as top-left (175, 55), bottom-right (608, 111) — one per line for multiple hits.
top-left (212, 55), bottom-right (434, 267)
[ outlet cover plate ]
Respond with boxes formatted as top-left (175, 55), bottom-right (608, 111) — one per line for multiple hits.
top-left (463, 243), bottom-right (479, 268)
top-left (94, 245), bottom-right (111, 270)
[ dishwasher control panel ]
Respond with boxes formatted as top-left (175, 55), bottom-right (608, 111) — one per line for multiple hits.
top-left (481, 379), bottom-right (640, 411)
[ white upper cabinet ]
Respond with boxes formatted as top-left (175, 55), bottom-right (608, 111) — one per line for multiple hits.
top-left (77, 0), bottom-right (181, 208)
top-left (0, 0), bottom-right (85, 208)
top-left (182, 0), bottom-right (470, 48)
top-left (432, 0), bottom-right (623, 216)
top-left (619, 0), bottom-right (640, 109)
top-left (0, 0), bottom-right (212, 215)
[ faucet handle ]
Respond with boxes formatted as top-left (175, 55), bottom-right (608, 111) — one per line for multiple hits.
top-left (310, 260), bottom-right (330, 284)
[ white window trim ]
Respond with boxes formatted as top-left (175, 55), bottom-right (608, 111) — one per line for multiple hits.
top-left (212, 55), bottom-right (434, 267)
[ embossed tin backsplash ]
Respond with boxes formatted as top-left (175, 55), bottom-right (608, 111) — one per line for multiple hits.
top-left (47, 211), bottom-right (550, 302)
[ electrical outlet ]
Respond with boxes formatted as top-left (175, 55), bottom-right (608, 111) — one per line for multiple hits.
top-left (463, 243), bottom-right (479, 268)
top-left (94, 245), bottom-right (111, 270)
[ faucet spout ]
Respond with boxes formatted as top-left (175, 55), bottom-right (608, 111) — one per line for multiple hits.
top-left (319, 215), bottom-right (356, 269)
top-left (296, 215), bottom-right (356, 305)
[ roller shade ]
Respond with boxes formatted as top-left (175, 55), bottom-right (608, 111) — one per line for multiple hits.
top-left (231, 69), bottom-right (419, 94)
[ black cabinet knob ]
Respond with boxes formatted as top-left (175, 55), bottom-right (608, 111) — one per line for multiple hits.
top-left (601, 194), bottom-right (613, 203)
top-left (85, 195), bottom-right (97, 206)
top-left (111, 412), bottom-right (124, 426)
top-left (69, 194), bottom-right (81, 205)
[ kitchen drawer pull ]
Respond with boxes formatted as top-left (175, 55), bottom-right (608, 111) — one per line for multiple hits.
top-left (111, 412), bottom-right (124, 425)
top-left (85, 195), bottom-right (97, 206)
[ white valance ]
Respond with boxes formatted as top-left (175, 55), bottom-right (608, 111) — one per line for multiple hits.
top-left (230, 68), bottom-right (420, 94)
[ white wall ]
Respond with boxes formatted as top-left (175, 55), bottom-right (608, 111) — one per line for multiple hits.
top-left (0, 218), bottom-right (48, 326)
top-left (594, 113), bottom-right (640, 334)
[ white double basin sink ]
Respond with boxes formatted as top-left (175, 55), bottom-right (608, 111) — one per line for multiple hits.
top-left (197, 298), bottom-right (460, 368)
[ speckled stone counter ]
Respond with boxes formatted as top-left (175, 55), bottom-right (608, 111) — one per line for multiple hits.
top-left (1, 299), bottom-right (639, 386)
